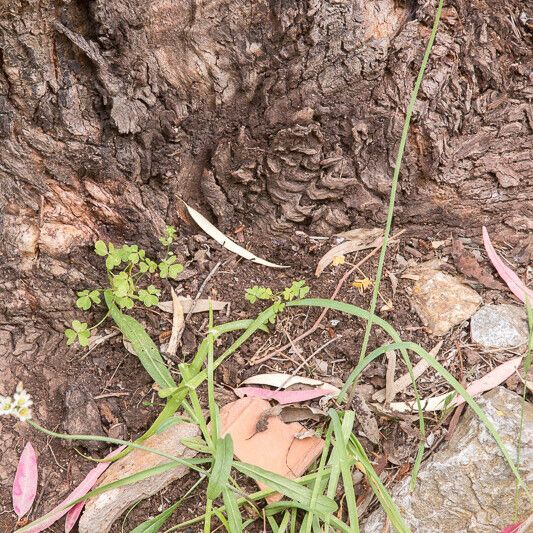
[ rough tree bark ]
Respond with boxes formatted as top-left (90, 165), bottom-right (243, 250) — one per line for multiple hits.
top-left (0, 0), bottom-right (531, 509)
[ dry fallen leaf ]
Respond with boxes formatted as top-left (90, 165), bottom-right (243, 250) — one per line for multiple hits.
top-left (12, 442), bottom-right (38, 519)
top-left (452, 238), bottom-right (503, 289)
top-left (388, 355), bottom-right (523, 413)
top-left (315, 230), bottom-right (382, 277)
top-left (165, 287), bottom-right (184, 357)
top-left (234, 386), bottom-right (336, 405)
top-left (158, 298), bottom-right (228, 314)
top-left (240, 373), bottom-right (340, 397)
top-left (483, 226), bottom-right (533, 303)
top-left (185, 203), bottom-right (288, 268)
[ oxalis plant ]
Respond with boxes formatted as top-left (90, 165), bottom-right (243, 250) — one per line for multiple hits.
top-left (64, 225), bottom-right (183, 348)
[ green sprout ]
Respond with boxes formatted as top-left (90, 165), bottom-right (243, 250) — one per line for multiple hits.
top-left (66, 226), bottom-right (183, 347)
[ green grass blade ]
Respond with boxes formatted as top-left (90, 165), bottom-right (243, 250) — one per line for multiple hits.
top-left (234, 462), bottom-right (337, 515)
top-left (343, 340), bottom-right (532, 502)
top-left (329, 410), bottom-right (359, 532)
top-left (105, 291), bottom-right (176, 389)
top-left (358, 0), bottom-right (444, 366)
top-left (222, 488), bottom-right (243, 533)
top-left (288, 297), bottom-right (426, 488)
top-left (131, 501), bottom-right (180, 533)
top-left (265, 503), bottom-right (351, 533)
top-left (267, 515), bottom-right (280, 533)
top-left (131, 475), bottom-right (205, 533)
top-left (348, 434), bottom-right (410, 533)
top-left (306, 423), bottom-right (333, 532)
top-left (207, 435), bottom-right (234, 501)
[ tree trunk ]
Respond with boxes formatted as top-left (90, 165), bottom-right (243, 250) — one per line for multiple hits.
top-left (0, 0), bottom-right (531, 517)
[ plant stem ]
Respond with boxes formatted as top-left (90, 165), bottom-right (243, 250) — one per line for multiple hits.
top-left (355, 0), bottom-right (444, 376)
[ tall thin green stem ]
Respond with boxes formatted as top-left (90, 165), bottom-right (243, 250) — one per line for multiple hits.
top-left (355, 0), bottom-right (444, 379)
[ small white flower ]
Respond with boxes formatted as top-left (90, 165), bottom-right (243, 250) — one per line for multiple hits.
top-left (13, 382), bottom-right (33, 410)
top-left (14, 405), bottom-right (32, 422)
top-left (1, 383), bottom-right (33, 421)
top-left (0, 395), bottom-right (13, 415)
top-left (13, 390), bottom-right (33, 410)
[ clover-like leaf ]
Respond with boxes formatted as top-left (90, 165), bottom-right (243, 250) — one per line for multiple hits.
top-left (158, 261), bottom-right (169, 278)
top-left (112, 273), bottom-right (130, 298)
top-left (94, 240), bottom-right (108, 256)
top-left (159, 225), bottom-right (177, 246)
top-left (71, 320), bottom-right (87, 333)
top-left (77, 329), bottom-right (91, 347)
top-left (167, 263), bottom-right (183, 280)
top-left (65, 329), bottom-right (77, 346)
top-left (66, 321), bottom-right (91, 347)
top-left (245, 286), bottom-right (273, 304)
top-left (75, 295), bottom-right (92, 310)
top-left (282, 280), bottom-right (310, 301)
top-left (89, 290), bottom-right (101, 304)
top-left (138, 289), bottom-right (159, 307)
top-left (116, 296), bottom-right (134, 310)
top-left (105, 252), bottom-right (121, 271)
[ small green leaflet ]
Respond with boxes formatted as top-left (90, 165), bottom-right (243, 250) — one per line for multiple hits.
top-left (105, 291), bottom-right (176, 389)
top-left (207, 435), bottom-right (234, 501)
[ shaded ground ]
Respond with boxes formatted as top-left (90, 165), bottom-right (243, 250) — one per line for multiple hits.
top-left (0, 221), bottom-right (529, 532)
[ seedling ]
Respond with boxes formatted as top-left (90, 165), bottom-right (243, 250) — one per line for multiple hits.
top-left (66, 225), bottom-right (183, 347)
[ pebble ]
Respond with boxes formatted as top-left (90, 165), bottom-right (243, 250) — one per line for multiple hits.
top-left (64, 383), bottom-right (106, 451)
top-left (411, 267), bottom-right (482, 336)
top-left (470, 304), bottom-right (528, 348)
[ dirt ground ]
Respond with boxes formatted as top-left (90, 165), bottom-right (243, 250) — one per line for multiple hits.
top-left (0, 220), bottom-right (529, 532)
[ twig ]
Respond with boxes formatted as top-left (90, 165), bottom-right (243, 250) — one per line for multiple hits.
top-left (385, 350), bottom-right (397, 404)
top-left (251, 231), bottom-right (404, 365)
top-left (77, 331), bottom-right (119, 362)
top-left (373, 341), bottom-right (443, 403)
top-left (185, 261), bottom-right (222, 321)
top-left (93, 392), bottom-right (130, 399)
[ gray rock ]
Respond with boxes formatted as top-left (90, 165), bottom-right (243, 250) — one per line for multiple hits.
top-left (471, 304), bottom-right (528, 348)
top-left (411, 268), bottom-right (482, 336)
top-left (78, 421), bottom-right (199, 533)
top-left (64, 383), bottom-right (105, 451)
top-left (363, 387), bottom-right (532, 533)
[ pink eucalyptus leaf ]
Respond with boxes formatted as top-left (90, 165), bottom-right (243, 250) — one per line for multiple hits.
top-left (13, 442), bottom-right (38, 518)
top-left (234, 386), bottom-right (334, 404)
top-left (501, 524), bottom-right (521, 533)
top-left (450, 356), bottom-right (523, 408)
top-left (16, 445), bottom-right (125, 533)
top-left (483, 226), bottom-right (533, 304)
top-left (64, 502), bottom-right (85, 533)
